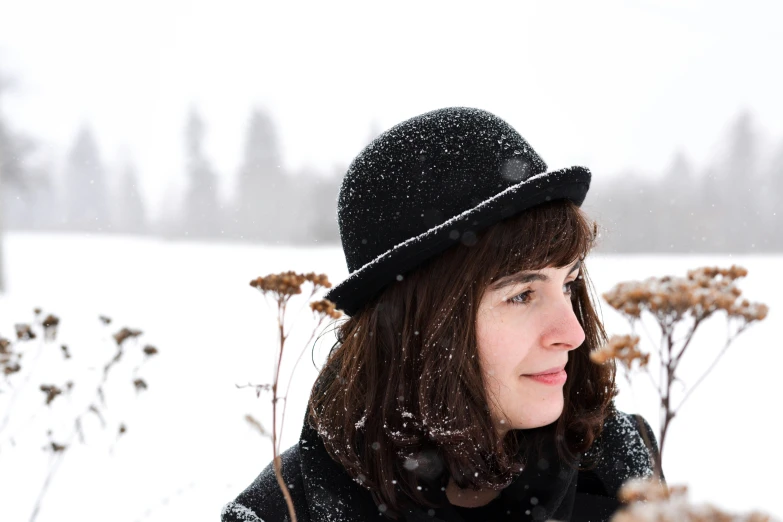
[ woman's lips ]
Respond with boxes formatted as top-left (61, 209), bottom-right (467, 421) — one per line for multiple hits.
top-left (522, 366), bottom-right (567, 385)
top-left (526, 365), bottom-right (566, 376)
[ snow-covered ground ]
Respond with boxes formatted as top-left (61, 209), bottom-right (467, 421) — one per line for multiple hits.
top-left (0, 233), bottom-right (780, 521)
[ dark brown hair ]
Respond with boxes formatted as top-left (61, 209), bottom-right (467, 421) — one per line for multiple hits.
top-left (308, 199), bottom-right (617, 517)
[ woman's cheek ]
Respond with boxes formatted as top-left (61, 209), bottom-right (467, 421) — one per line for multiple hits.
top-left (478, 301), bottom-right (528, 368)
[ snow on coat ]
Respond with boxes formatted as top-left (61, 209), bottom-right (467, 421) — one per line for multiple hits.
top-left (221, 408), bottom-right (661, 522)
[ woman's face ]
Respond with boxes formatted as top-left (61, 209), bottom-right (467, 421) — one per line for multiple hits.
top-left (476, 259), bottom-right (585, 434)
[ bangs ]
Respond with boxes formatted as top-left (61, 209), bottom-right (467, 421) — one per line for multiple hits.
top-left (483, 200), bottom-right (597, 281)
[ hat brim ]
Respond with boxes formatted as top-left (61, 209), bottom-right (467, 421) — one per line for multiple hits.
top-left (325, 166), bottom-right (591, 316)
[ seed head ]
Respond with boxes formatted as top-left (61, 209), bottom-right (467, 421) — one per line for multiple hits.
top-left (15, 324), bottom-right (35, 341)
top-left (250, 271), bottom-right (334, 299)
top-left (591, 335), bottom-right (648, 370)
top-left (3, 362), bottom-right (21, 375)
top-left (310, 299), bottom-right (342, 319)
top-left (615, 478), bottom-right (770, 521)
top-left (114, 327), bottom-right (143, 346)
top-left (250, 271), bottom-right (307, 297)
top-left (603, 265), bottom-right (768, 326)
top-left (303, 272), bottom-right (333, 289)
top-left (40, 384), bottom-right (63, 405)
top-left (42, 314), bottom-right (60, 341)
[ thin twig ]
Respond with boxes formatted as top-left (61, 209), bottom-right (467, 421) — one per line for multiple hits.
top-left (634, 319), bottom-right (659, 358)
top-left (278, 315), bottom-right (326, 447)
top-left (286, 287), bottom-right (319, 335)
top-left (28, 446), bottom-right (67, 522)
top-left (26, 330), bottom-right (139, 521)
top-left (1, 408), bottom-right (43, 452)
top-left (676, 329), bottom-right (743, 411)
top-left (270, 298), bottom-right (297, 521)
top-left (671, 317), bottom-right (703, 366)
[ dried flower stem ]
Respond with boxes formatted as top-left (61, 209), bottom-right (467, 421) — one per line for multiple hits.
top-left (27, 446), bottom-right (67, 522)
top-left (270, 297), bottom-right (297, 521)
top-left (247, 272), bottom-right (340, 522)
top-left (0, 313), bottom-right (156, 522)
top-left (278, 312), bottom-right (327, 455)
top-left (27, 334), bottom-right (140, 522)
top-left (678, 327), bottom-right (744, 408)
top-left (594, 266), bottom-right (768, 480)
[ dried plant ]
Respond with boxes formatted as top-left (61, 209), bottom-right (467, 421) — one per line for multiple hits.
top-left (0, 309), bottom-right (159, 522)
top-left (113, 327), bottom-right (143, 346)
top-left (590, 266), bottom-right (771, 521)
top-left (241, 271), bottom-right (341, 522)
top-left (15, 323), bottom-right (36, 340)
top-left (1, 336), bottom-right (21, 376)
top-left (613, 480), bottom-right (772, 521)
top-left (41, 315), bottom-right (59, 342)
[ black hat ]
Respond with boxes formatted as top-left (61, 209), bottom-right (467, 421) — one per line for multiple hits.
top-left (324, 107), bottom-right (591, 316)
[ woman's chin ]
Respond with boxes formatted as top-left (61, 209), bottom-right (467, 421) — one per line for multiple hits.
top-left (511, 401), bottom-right (565, 430)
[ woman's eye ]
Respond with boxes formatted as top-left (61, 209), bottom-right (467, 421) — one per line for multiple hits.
top-left (508, 279), bottom-right (580, 305)
top-left (509, 290), bottom-right (532, 305)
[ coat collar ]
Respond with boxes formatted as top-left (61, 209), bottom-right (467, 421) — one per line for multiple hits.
top-left (297, 418), bottom-right (580, 522)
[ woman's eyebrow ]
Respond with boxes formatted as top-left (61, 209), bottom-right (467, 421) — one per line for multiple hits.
top-left (491, 260), bottom-right (582, 290)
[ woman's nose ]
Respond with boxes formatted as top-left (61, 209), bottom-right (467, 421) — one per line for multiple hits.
top-left (540, 296), bottom-right (586, 351)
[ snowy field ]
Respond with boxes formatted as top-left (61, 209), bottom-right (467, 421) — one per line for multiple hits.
top-left (0, 233), bottom-right (780, 521)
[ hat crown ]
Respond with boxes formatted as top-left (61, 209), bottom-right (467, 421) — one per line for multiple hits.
top-left (337, 107), bottom-right (548, 273)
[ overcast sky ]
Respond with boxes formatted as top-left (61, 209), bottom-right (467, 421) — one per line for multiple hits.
top-left (1, 0), bottom-right (782, 215)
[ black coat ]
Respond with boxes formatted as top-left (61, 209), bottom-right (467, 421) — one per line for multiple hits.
top-left (222, 409), bottom-right (661, 522)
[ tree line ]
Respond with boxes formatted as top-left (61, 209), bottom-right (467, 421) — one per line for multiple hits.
top-left (1, 82), bottom-right (781, 255)
top-left (0, 104), bottom-right (344, 245)
top-left (584, 111), bottom-right (783, 253)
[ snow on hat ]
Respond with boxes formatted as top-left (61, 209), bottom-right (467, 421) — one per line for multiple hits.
top-left (324, 107), bottom-right (591, 316)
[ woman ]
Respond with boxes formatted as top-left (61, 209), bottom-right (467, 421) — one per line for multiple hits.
top-left (222, 107), bottom-right (661, 522)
